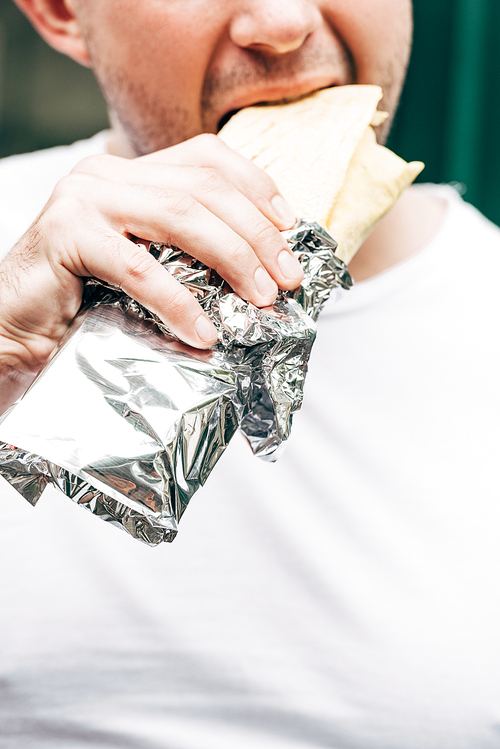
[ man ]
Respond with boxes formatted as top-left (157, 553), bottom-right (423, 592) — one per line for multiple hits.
top-left (1, 0), bottom-right (500, 747)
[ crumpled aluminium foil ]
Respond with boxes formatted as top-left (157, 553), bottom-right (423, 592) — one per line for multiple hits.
top-left (0, 221), bottom-right (352, 546)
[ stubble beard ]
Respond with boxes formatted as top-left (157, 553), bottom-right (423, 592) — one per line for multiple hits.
top-left (89, 35), bottom-right (409, 157)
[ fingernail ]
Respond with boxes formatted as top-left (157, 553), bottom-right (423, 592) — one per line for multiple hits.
top-left (194, 314), bottom-right (217, 343)
top-left (271, 195), bottom-right (296, 228)
top-left (254, 266), bottom-right (278, 297)
top-left (278, 250), bottom-right (303, 281)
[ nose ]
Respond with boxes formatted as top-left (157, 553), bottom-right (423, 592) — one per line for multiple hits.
top-left (229, 0), bottom-right (323, 55)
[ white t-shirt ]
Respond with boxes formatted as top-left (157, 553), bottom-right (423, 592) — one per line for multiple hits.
top-left (1, 137), bottom-right (500, 749)
top-left (0, 132), bottom-right (109, 256)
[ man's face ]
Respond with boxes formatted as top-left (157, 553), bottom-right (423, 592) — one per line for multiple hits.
top-left (74, 0), bottom-right (413, 156)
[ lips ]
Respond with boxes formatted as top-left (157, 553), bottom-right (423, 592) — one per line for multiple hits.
top-left (215, 79), bottom-right (340, 132)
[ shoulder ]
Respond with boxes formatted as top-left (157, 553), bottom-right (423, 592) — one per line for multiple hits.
top-left (407, 183), bottom-right (500, 289)
top-left (418, 184), bottom-right (500, 315)
top-left (421, 183), bottom-right (500, 252)
top-left (0, 131), bottom-right (109, 181)
top-left (0, 131), bottom-right (109, 260)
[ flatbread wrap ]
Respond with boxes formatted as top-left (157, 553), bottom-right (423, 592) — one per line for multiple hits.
top-left (219, 84), bottom-right (424, 262)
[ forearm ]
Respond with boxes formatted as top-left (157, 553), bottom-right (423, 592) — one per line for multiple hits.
top-left (0, 252), bottom-right (60, 417)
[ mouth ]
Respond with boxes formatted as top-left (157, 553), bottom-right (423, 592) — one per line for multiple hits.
top-left (217, 109), bottom-right (240, 131)
top-left (216, 85), bottom-right (337, 132)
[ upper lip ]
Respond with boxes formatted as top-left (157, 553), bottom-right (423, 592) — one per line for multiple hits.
top-left (215, 76), bottom-right (341, 131)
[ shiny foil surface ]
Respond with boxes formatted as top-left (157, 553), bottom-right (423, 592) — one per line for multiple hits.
top-left (0, 221), bottom-right (352, 545)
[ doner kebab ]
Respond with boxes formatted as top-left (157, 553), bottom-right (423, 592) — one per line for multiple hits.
top-left (0, 85), bottom-right (423, 545)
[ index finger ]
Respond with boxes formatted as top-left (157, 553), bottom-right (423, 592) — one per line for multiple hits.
top-left (71, 228), bottom-right (218, 349)
top-left (139, 134), bottom-right (296, 232)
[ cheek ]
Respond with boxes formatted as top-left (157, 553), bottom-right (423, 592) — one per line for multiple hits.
top-left (82, 1), bottom-right (221, 103)
top-left (322, 0), bottom-right (412, 82)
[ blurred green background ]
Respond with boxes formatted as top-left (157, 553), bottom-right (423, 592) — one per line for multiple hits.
top-left (1, 0), bottom-right (499, 225)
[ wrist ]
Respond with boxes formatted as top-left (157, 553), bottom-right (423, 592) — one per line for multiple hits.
top-left (0, 339), bottom-right (40, 417)
top-left (0, 363), bottom-right (35, 417)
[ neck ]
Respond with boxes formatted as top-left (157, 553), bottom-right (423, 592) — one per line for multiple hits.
top-left (106, 115), bottom-right (138, 159)
top-left (347, 186), bottom-right (447, 282)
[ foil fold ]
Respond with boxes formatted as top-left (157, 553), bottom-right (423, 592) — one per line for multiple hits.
top-left (0, 221), bottom-right (352, 545)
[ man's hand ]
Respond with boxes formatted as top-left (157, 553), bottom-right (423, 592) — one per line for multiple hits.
top-left (0, 134), bottom-right (302, 412)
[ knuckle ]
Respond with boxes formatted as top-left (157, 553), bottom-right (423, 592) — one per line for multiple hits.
top-left (193, 132), bottom-right (220, 151)
top-left (51, 173), bottom-right (96, 203)
top-left (243, 165), bottom-right (279, 202)
top-left (224, 239), bottom-right (252, 270)
top-left (163, 190), bottom-right (198, 221)
top-left (163, 283), bottom-right (192, 318)
top-left (71, 153), bottom-right (116, 175)
top-left (254, 173), bottom-right (280, 202)
top-left (42, 194), bottom-right (80, 234)
top-left (50, 174), bottom-right (75, 201)
top-left (198, 166), bottom-right (226, 193)
top-left (252, 219), bottom-right (281, 247)
top-left (122, 245), bottom-right (156, 283)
